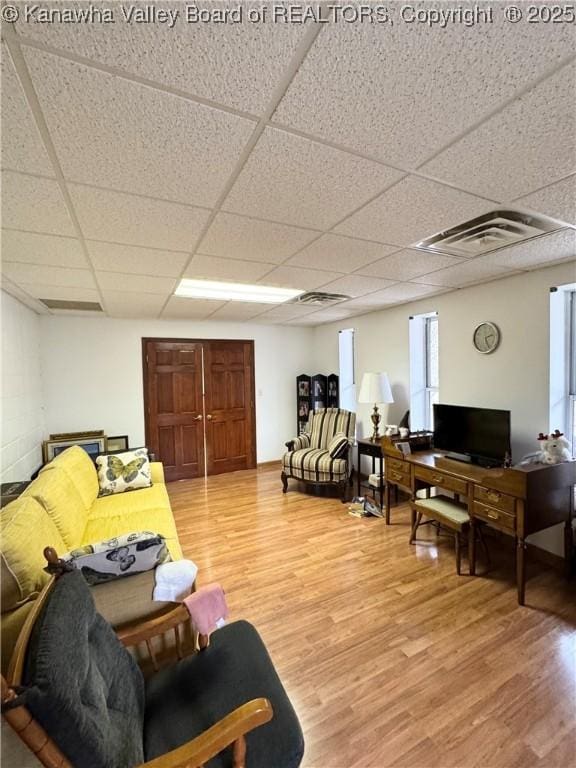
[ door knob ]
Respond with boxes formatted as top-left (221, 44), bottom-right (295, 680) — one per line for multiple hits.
top-left (206, 414), bottom-right (213, 420)
top-left (194, 414), bottom-right (203, 421)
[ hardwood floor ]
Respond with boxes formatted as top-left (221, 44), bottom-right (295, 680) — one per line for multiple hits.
top-left (169, 466), bottom-right (576, 768)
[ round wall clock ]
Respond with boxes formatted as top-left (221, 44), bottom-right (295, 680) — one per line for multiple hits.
top-left (473, 321), bottom-right (501, 354)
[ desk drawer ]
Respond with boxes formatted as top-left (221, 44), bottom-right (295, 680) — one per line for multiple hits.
top-left (414, 466), bottom-right (468, 496)
top-left (387, 456), bottom-right (410, 474)
top-left (474, 486), bottom-right (515, 514)
top-left (473, 501), bottom-right (516, 532)
top-left (386, 466), bottom-right (411, 489)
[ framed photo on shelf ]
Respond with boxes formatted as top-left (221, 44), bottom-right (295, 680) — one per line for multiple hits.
top-left (43, 436), bottom-right (108, 463)
top-left (106, 435), bottom-right (129, 453)
top-left (298, 379), bottom-right (310, 397)
top-left (396, 441), bottom-right (412, 456)
top-left (49, 429), bottom-right (104, 441)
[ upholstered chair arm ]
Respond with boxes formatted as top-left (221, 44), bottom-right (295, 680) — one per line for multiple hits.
top-left (138, 698), bottom-right (273, 768)
top-left (286, 434), bottom-right (311, 452)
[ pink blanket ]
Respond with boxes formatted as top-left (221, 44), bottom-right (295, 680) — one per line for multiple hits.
top-left (183, 583), bottom-right (228, 636)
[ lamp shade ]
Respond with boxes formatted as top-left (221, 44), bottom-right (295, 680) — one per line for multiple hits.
top-left (358, 372), bottom-right (394, 404)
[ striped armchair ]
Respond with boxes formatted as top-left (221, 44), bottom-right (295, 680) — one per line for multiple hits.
top-left (281, 408), bottom-right (356, 501)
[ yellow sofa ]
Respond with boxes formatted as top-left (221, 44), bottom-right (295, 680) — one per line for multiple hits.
top-left (1, 446), bottom-right (183, 672)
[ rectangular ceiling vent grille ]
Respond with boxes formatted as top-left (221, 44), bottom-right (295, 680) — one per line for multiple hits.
top-left (416, 209), bottom-right (563, 258)
top-left (293, 291), bottom-right (350, 306)
top-left (40, 299), bottom-right (103, 311)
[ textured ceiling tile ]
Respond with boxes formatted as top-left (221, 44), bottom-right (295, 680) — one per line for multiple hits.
top-left (102, 291), bottom-right (167, 318)
top-left (287, 234), bottom-right (399, 272)
top-left (255, 303), bottom-right (318, 321)
top-left (514, 175), bottom-right (576, 226)
top-left (16, 284), bottom-right (101, 302)
top-left (199, 212), bottom-right (319, 264)
top-left (343, 283), bottom-right (443, 307)
top-left (336, 176), bottom-right (494, 246)
top-left (69, 185), bottom-right (209, 251)
top-left (357, 249), bottom-right (464, 281)
top-left (411, 259), bottom-right (516, 287)
top-left (273, 12), bottom-right (575, 167)
top-left (223, 128), bottom-right (404, 229)
top-left (25, 48), bottom-right (254, 207)
top-left (17, 2), bottom-right (305, 113)
top-left (185, 254), bottom-right (275, 283)
top-left (1, 171), bottom-right (75, 236)
top-left (162, 296), bottom-right (225, 319)
top-left (476, 229), bottom-right (576, 271)
top-left (96, 272), bottom-right (177, 294)
top-left (319, 274), bottom-right (396, 298)
top-left (1, 230), bottom-right (85, 268)
top-left (208, 302), bottom-right (273, 321)
top-left (259, 265), bottom-right (342, 290)
top-left (287, 306), bottom-right (362, 325)
top-left (0, 43), bottom-right (53, 176)
top-left (2, 262), bottom-right (95, 289)
top-left (87, 241), bottom-right (189, 277)
top-left (421, 62), bottom-right (576, 201)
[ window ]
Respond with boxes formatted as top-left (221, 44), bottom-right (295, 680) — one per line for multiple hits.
top-left (338, 328), bottom-right (356, 413)
top-left (549, 283), bottom-right (576, 457)
top-left (409, 312), bottom-right (439, 431)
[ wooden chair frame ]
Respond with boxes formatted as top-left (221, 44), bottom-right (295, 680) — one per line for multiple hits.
top-left (1, 549), bottom-right (273, 768)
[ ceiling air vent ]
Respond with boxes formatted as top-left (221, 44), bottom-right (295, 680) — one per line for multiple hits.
top-left (40, 299), bottom-right (103, 311)
top-left (293, 291), bottom-right (350, 306)
top-left (416, 209), bottom-right (563, 258)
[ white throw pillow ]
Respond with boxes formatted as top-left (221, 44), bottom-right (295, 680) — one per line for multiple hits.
top-left (96, 448), bottom-right (151, 496)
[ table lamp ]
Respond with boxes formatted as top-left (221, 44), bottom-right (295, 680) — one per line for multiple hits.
top-left (358, 372), bottom-right (394, 442)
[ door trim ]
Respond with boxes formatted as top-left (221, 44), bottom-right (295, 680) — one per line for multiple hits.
top-left (142, 337), bottom-right (257, 475)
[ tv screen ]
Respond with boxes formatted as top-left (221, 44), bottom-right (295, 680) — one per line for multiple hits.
top-left (433, 404), bottom-right (511, 466)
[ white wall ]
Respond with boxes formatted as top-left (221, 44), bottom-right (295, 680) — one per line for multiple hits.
top-left (1, 291), bottom-right (45, 482)
top-left (312, 261), bottom-right (576, 557)
top-left (40, 316), bottom-right (314, 463)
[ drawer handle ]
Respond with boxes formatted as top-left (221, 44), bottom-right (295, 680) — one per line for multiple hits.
top-left (487, 491), bottom-right (501, 504)
top-left (486, 510), bottom-right (499, 520)
top-left (431, 474), bottom-right (444, 484)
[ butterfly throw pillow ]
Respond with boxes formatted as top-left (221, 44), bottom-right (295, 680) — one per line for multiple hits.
top-left (96, 447), bottom-right (152, 496)
top-left (62, 531), bottom-right (170, 585)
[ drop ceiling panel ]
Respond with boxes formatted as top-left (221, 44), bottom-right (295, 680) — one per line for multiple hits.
top-left (16, 2), bottom-right (305, 113)
top-left (289, 306), bottom-right (361, 324)
top-left (412, 259), bottom-right (516, 287)
top-left (343, 283), bottom-right (445, 308)
top-left (259, 265), bottom-right (342, 290)
top-left (162, 296), bottom-right (225, 319)
top-left (199, 212), bottom-right (319, 264)
top-left (101, 291), bottom-right (167, 318)
top-left (514, 175), bottom-right (576, 226)
top-left (69, 185), bottom-right (209, 250)
top-left (1, 44), bottom-right (53, 176)
top-left (1, 171), bottom-right (75, 236)
top-left (421, 62), bottom-right (576, 202)
top-left (25, 48), bottom-right (255, 207)
top-left (336, 176), bottom-right (494, 247)
top-left (223, 128), bottom-right (404, 229)
top-left (96, 272), bottom-right (177, 294)
top-left (273, 17), bottom-right (575, 168)
top-left (16, 284), bottom-right (101, 303)
top-left (254, 303), bottom-right (318, 322)
top-left (357, 249), bottom-right (464, 281)
top-left (287, 234), bottom-right (399, 273)
top-left (208, 302), bottom-right (274, 321)
top-left (320, 274), bottom-right (397, 298)
top-left (1, 231), bottom-right (86, 268)
top-left (2, 262), bottom-right (95, 289)
top-left (87, 241), bottom-right (189, 277)
top-left (477, 228), bottom-right (576, 271)
top-left (185, 254), bottom-right (275, 283)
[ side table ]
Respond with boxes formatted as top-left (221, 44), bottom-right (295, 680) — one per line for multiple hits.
top-left (356, 438), bottom-right (390, 522)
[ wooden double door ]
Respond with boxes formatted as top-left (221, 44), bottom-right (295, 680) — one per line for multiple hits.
top-left (143, 339), bottom-right (256, 482)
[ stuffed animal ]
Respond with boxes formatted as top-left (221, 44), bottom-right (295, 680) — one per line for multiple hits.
top-left (537, 430), bottom-right (571, 464)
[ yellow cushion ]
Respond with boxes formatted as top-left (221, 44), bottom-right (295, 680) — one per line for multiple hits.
top-left (89, 483), bottom-right (171, 521)
top-left (42, 445), bottom-right (99, 512)
top-left (23, 466), bottom-right (88, 549)
top-left (0, 496), bottom-right (66, 609)
top-left (1, 601), bottom-right (35, 675)
top-left (150, 462), bottom-right (165, 484)
top-left (83, 506), bottom-right (183, 562)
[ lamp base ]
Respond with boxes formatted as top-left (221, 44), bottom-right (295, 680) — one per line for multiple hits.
top-left (370, 405), bottom-right (381, 442)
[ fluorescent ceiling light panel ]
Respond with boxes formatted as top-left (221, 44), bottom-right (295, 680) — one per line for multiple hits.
top-left (175, 278), bottom-right (303, 303)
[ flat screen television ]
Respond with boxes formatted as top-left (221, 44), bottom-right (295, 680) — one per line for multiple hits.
top-left (433, 404), bottom-right (511, 467)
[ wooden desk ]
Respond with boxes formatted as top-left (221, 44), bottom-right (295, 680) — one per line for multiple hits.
top-left (382, 438), bottom-right (575, 605)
